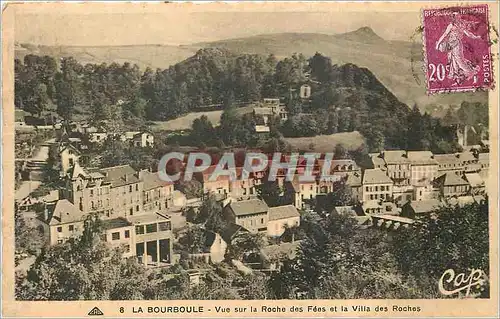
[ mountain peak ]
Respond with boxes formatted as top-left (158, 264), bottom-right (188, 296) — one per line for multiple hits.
top-left (337, 26), bottom-right (384, 43)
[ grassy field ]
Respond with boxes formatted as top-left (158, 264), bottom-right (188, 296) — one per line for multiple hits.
top-left (150, 106), bottom-right (253, 131)
top-left (285, 131), bottom-right (365, 152)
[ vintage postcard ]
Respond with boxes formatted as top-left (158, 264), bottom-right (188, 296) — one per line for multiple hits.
top-left (1, 1), bottom-right (499, 318)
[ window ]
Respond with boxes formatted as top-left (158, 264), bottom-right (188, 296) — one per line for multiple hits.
top-left (146, 223), bottom-right (158, 233)
top-left (136, 205), bottom-right (139, 212)
top-left (375, 186), bottom-right (378, 192)
top-left (124, 230), bottom-right (130, 238)
top-left (261, 218), bottom-right (264, 224)
top-left (129, 208), bottom-right (133, 215)
top-left (136, 184), bottom-right (139, 191)
top-left (112, 232), bottom-right (120, 240)
top-left (158, 222), bottom-right (171, 231)
top-left (90, 189), bottom-right (94, 197)
top-left (135, 225), bottom-right (145, 235)
top-left (57, 227), bottom-right (62, 232)
top-left (69, 225), bottom-right (74, 231)
top-left (129, 185), bottom-right (132, 193)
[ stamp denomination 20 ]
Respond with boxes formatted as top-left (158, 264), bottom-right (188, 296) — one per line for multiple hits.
top-left (422, 5), bottom-right (493, 93)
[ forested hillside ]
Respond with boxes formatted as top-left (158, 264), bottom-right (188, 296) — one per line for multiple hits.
top-left (15, 49), bottom-right (478, 153)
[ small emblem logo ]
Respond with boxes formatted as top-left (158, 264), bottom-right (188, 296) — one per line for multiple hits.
top-left (88, 307), bottom-right (104, 316)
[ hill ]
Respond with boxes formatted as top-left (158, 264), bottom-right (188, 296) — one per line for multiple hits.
top-left (15, 43), bottom-right (197, 70)
top-left (190, 28), bottom-right (487, 108)
top-left (16, 27), bottom-right (486, 109)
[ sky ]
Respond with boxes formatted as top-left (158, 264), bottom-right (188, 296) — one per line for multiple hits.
top-left (14, 4), bottom-right (422, 46)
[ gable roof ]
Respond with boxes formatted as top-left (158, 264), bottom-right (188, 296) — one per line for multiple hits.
top-left (228, 198), bottom-right (269, 217)
top-left (382, 150), bottom-right (409, 164)
top-left (406, 199), bottom-right (442, 214)
top-left (268, 205), bottom-right (300, 221)
top-left (464, 173), bottom-right (484, 188)
top-left (362, 168), bottom-right (392, 185)
top-left (368, 153), bottom-right (386, 168)
top-left (345, 172), bottom-right (362, 187)
top-left (99, 165), bottom-right (140, 187)
top-left (407, 151), bottom-right (438, 165)
top-left (139, 170), bottom-right (173, 190)
top-left (69, 162), bottom-right (89, 180)
top-left (48, 199), bottom-right (85, 225)
top-left (437, 172), bottom-right (469, 186)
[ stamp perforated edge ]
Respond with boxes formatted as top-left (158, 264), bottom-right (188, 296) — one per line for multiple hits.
top-left (420, 3), bottom-right (496, 95)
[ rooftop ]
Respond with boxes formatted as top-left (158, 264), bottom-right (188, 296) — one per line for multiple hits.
top-left (406, 199), bottom-right (442, 214)
top-left (48, 199), bottom-right (85, 225)
top-left (101, 217), bottom-right (132, 230)
top-left (362, 168), bottom-right (393, 185)
top-left (407, 151), bottom-right (438, 165)
top-left (127, 212), bottom-right (170, 225)
top-left (268, 205), bottom-right (300, 221)
top-left (382, 150), bottom-right (409, 164)
top-left (227, 198), bottom-right (269, 217)
top-left (437, 172), bottom-right (469, 186)
top-left (464, 173), bottom-right (484, 188)
top-left (139, 170), bottom-right (173, 190)
top-left (99, 165), bottom-right (140, 187)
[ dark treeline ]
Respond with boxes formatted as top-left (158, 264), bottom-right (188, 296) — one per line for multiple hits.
top-left (15, 49), bottom-right (306, 123)
top-left (15, 50), bottom-right (483, 153)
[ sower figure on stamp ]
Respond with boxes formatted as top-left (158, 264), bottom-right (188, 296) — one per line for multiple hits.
top-left (435, 12), bottom-right (481, 85)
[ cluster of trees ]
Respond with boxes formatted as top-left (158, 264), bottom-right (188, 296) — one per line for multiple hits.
top-left (15, 50), bottom-right (308, 123)
top-left (269, 200), bottom-right (489, 299)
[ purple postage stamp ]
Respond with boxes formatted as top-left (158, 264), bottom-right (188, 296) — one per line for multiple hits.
top-left (422, 4), bottom-right (493, 94)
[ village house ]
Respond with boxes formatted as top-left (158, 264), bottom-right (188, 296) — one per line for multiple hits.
top-left (88, 131), bottom-right (108, 144)
top-left (434, 153), bottom-right (465, 176)
top-left (101, 217), bottom-right (136, 258)
top-left (380, 151), bottom-right (411, 186)
top-left (43, 199), bottom-right (85, 246)
top-left (65, 162), bottom-right (113, 217)
top-left (267, 205), bottom-right (300, 238)
top-left (100, 165), bottom-right (144, 218)
top-left (407, 151), bottom-right (438, 186)
top-left (132, 132), bottom-right (155, 148)
top-left (400, 199), bottom-right (442, 219)
top-left (252, 98), bottom-right (288, 127)
top-left (139, 170), bottom-right (175, 213)
top-left (59, 143), bottom-right (81, 175)
top-left (129, 213), bottom-right (174, 267)
top-left (371, 214), bottom-right (415, 231)
top-left (194, 165), bottom-right (231, 199)
top-left (224, 198), bottom-right (269, 233)
top-left (434, 172), bottom-right (471, 198)
top-left (344, 171), bottom-right (362, 203)
top-left (361, 168), bottom-right (393, 202)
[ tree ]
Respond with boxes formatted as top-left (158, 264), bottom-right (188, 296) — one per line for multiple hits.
top-left (256, 181), bottom-right (283, 207)
top-left (16, 218), bottom-right (149, 300)
top-left (55, 57), bottom-right (84, 120)
top-left (191, 115), bottom-right (216, 146)
top-left (226, 232), bottom-right (265, 261)
top-left (392, 202), bottom-right (489, 284)
top-left (333, 143), bottom-right (348, 159)
top-left (15, 208), bottom-right (45, 256)
top-left (178, 225), bottom-right (208, 254)
top-left (177, 180), bottom-right (203, 199)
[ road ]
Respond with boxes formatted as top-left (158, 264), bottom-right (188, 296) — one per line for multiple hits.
top-left (15, 143), bottom-right (51, 202)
